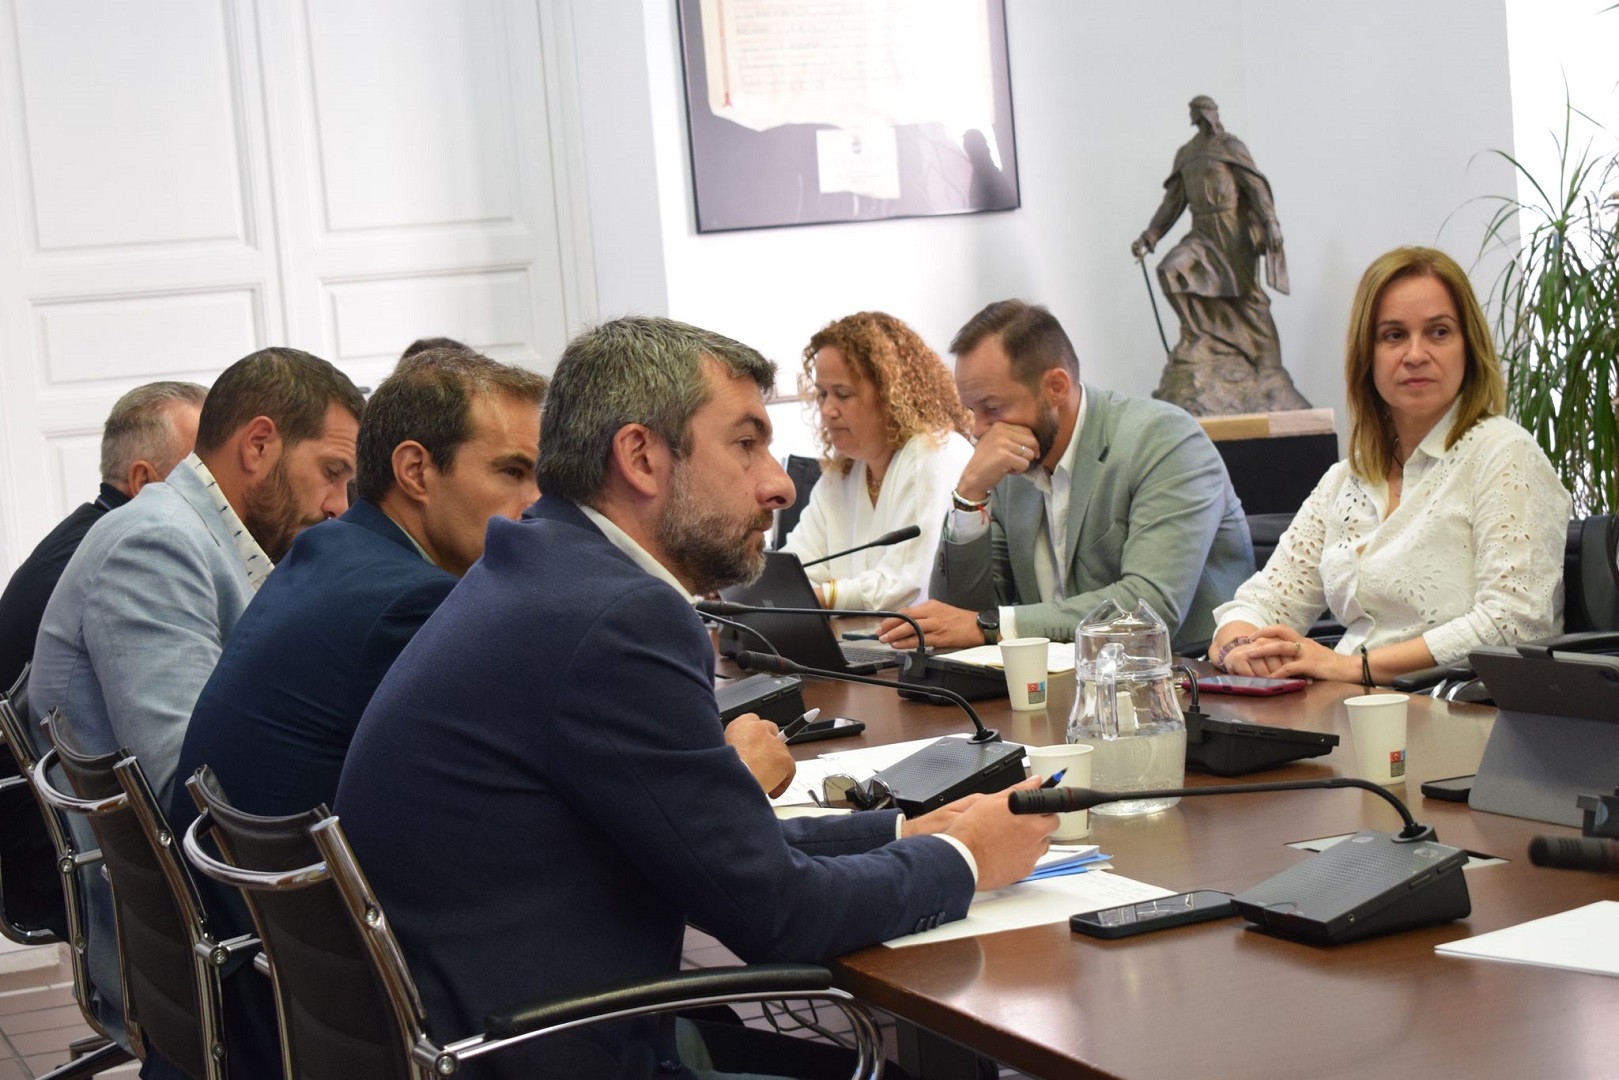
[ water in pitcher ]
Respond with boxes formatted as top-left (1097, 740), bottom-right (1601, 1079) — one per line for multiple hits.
top-left (1070, 684), bottom-right (1186, 815)
top-left (1069, 598), bottom-right (1187, 817)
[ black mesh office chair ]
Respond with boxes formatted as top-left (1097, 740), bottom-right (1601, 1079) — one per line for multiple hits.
top-left (0, 676), bottom-right (133, 1079)
top-left (182, 766), bottom-right (883, 1079)
top-left (0, 665), bottom-right (63, 944)
top-left (773, 454), bottom-right (825, 549)
top-left (33, 712), bottom-right (255, 1080)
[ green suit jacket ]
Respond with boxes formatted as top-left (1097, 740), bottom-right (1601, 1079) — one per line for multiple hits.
top-left (930, 386), bottom-right (1253, 653)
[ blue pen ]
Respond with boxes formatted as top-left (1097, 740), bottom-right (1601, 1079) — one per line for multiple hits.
top-left (1041, 769), bottom-right (1067, 789)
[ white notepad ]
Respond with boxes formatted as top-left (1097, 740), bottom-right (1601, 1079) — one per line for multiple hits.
top-left (1435, 901), bottom-right (1619, 977)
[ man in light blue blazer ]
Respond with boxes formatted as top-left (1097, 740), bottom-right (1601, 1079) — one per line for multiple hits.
top-left (28, 347), bottom-right (364, 1067)
top-left (881, 300), bottom-right (1253, 655)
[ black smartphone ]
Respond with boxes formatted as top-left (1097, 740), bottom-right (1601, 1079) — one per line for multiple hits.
top-left (787, 717), bottom-right (866, 744)
top-left (1070, 889), bottom-right (1237, 939)
top-left (1419, 774), bottom-right (1475, 802)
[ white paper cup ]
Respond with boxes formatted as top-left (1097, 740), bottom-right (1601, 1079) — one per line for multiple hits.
top-left (999, 637), bottom-right (1051, 711)
top-left (1345, 693), bottom-right (1409, 785)
top-left (1026, 743), bottom-right (1094, 840)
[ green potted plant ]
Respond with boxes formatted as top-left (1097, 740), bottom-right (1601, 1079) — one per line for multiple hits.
top-left (1475, 102), bottom-right (1619, 515)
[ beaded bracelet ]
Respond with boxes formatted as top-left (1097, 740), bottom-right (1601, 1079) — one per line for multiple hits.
top-left (950, 488), bottom-right (990, 513)
top-left (1213, 635), bottom-right (1253, 671)
top-left (1359, 644), bottom-right (1373, 688)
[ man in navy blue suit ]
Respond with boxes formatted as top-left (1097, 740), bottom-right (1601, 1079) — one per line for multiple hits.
top-left (335, 317), bottom-right (1056, 1079)
top-left (169, 347), bottom-right (546, 1080)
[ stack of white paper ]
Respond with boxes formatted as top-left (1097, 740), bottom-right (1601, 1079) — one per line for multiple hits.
top-left (1435, 901), bottom-right (1619, 977)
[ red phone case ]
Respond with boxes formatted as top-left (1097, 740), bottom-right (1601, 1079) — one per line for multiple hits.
top-left (1190, 675), bottom-right (1308, 696)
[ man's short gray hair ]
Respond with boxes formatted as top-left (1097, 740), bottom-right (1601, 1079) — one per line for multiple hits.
top-left (536, 316), bottom-right (776, 505)
top-left (100, 381), bottom-right (209, 484)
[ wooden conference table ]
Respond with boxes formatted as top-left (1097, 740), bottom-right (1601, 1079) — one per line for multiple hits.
top-left (784, 664), bottom-right (1619, 1080)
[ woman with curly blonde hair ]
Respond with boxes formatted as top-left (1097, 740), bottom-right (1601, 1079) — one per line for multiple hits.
top-left (781, 311), bottom-right (973, 611)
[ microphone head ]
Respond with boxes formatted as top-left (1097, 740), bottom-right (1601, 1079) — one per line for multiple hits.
top-left (1529, 835), bottom-right (1619, 871)
top-left (1008, 787), bottom-right (1109, 814)
top-left (882, 524), bottom-right (923, 544)
top-left (735, 651), bottom-right (794, 675)
top-left (695, 599), bottom-right (739, 616)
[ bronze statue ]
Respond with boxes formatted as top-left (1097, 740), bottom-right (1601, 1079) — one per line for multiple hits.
top-left (1132, 96), bottom-right (1310, 414)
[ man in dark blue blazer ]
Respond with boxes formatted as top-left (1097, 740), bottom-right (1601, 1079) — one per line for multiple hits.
top-left (334, 317), bottom-right (1056, 1079)
top-left (172, 348), bottom-right (546, 821)
top-left (169, 348), bottom-right (546, 1080)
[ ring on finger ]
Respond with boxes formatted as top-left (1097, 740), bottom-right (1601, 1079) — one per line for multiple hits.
top-left (1294, 641), bottom-right (1302, 656)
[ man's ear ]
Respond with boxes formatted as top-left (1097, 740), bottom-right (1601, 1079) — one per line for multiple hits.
top-left (124, 460), bottom-right (162, 496)
top-left (1040, 365), bottom-right (1073, 406)
top-left (237, 416), bottom-right (281, 477)
top-left (608, 423), bottom-right (669, 499)
top-left (391, 441), bottom-right (432, 504)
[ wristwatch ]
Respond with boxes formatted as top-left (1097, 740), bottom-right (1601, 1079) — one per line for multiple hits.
top-left (976, 609), bottom-right (1001, 646)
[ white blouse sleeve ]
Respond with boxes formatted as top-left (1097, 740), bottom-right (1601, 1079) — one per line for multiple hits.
top-left (840, 434), bottom-right (971, 612)
top-left (1213, 464), bottom-right (1340, 634)
top-left (1421, 430), bottom-right (1571, 665)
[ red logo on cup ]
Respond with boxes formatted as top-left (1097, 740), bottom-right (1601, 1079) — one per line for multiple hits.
top-left (1389, 749), bottom-right (1406, 777)
top-left (1025, 681), bottom-right (1046, 705)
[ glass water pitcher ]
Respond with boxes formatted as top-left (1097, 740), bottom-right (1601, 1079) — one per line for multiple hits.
top-left (1067, 598), bottom-right (1186, 816)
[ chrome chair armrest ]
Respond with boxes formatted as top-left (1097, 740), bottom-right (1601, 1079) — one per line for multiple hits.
top-left (447, 965), bottom-right (881, 1078)
top-left (31, 749), bottom-right (127, 816)
top-left (182, 811), bottom-right (327, 891)
top-left (484, 964), bottom-right (836, 1037)
top-left (1392, 664), bottom-right (1473, 694)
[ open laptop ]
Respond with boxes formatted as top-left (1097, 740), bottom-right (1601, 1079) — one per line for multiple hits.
top-left (719, 552), bottom-right (903, 674)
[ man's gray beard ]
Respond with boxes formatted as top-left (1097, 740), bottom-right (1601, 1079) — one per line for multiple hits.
top-left (655, 463), bottom-right (770, 595)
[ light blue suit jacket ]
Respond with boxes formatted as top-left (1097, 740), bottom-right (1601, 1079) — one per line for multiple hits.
top-left (931, 386), bottom-right (1254, 652)
top-left (27, 460), bottom-right (255, 1048)
top-left (29, 460), bottom-right (255, 808)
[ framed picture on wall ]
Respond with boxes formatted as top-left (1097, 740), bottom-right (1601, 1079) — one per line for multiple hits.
top-left (675, 0), bottom-right (1019, 233)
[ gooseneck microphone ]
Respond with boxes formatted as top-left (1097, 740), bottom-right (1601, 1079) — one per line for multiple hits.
top-left (1528, 835), bottom-right (1619, 871)
top-left (1010, 777), bottom-right (1434, 841)
top-left (696, 599), bottom-right (930, 681)
top-left (695, 608), bottom-right (780, 660)
top-left (798, 525), bottom-right (922, 568)
top-left (734, 650), bottom-right (998, 743)
top-left (735, 650), bottom-right (1025, 817)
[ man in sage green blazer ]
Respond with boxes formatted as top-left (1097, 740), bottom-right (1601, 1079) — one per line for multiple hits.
top-left (878, 299), bottom-right (1253, 655)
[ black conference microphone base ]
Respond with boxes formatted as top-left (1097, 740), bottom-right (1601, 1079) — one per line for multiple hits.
top-left (1011, 779), bottom-right (1468, 944)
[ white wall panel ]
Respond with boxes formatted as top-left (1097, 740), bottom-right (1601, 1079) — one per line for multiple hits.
top-left (46, 433), bottom-right (102, 521)
top-left (301, 0), bottom-right (519, 233)
top-left (35, 289), bottom-right (260, 386)
top-left (0, 0), bottom-right (584, 576)
top-left (324, 270), bottom-right (536, 366)
top-left (12, 0), bottom-right (248, 252)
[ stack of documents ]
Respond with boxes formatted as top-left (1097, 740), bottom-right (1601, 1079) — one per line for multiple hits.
top-left (1025, 844), bottom-right (1109, 882)
top-left (1435, 901), bottom-right (1619, 977)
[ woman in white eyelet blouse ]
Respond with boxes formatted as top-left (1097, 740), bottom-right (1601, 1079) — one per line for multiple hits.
top-left (780, 312), bottom-right (973, 612)
top-left (1209, 246), bottom-right (1571, 684)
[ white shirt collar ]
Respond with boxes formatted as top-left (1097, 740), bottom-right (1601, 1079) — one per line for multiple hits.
top-left (1410, 397), bottom-right (1465, 464)
top-left (579, 504), bottom-right (696, 601)
top-left (184, 453), bottom-right (275, 590)
top-left (375, 504), bottom-right (435, 564)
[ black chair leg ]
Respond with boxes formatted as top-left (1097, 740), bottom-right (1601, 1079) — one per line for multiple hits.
top-left (35, 1036), bottom-right (134, 1079)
